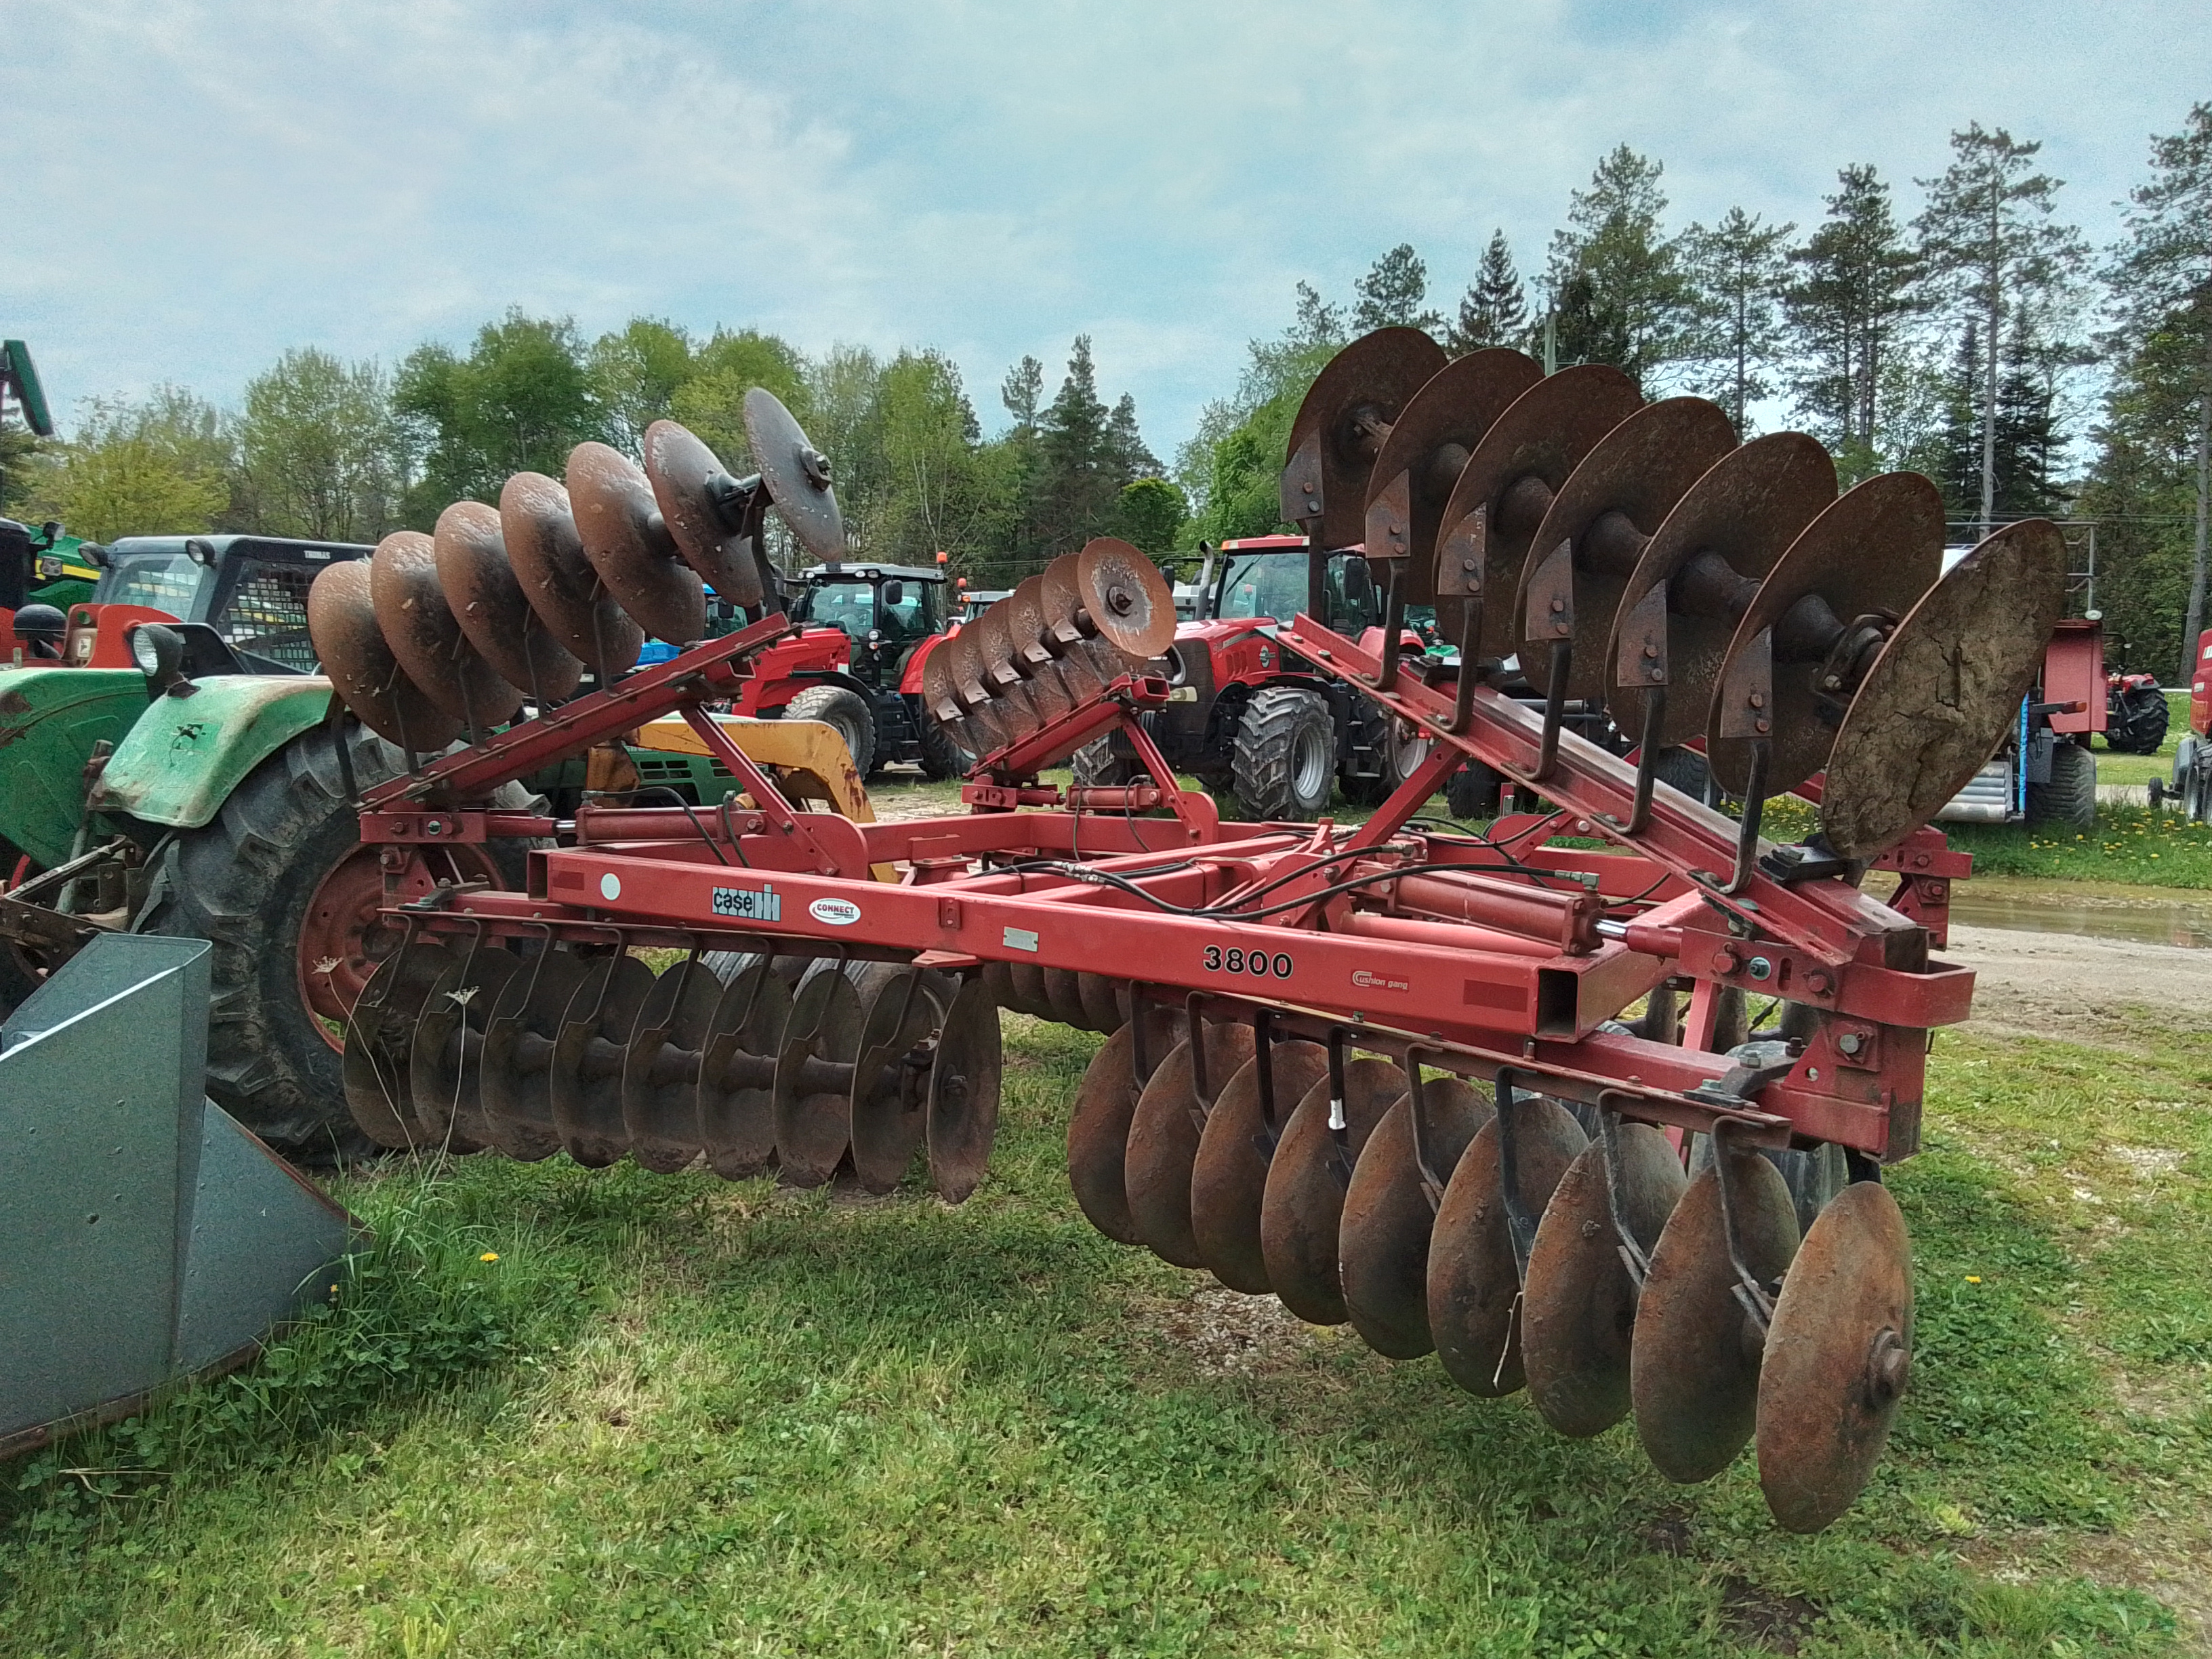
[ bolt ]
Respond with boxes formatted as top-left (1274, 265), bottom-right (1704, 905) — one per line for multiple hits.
top-left (1550, 596), bottom-right (1565, 613)
top-left (1748, 692), bottom-right (1765, 710)
top-left (1461, 558), bottom-right (1477, 573)
top-left (1106, 586), bottom-right (1134, 616)
top-left (1712, 947), bottom-right (1738, 975)
top-left (1745, 956), bottom-right (1773, 981)
top-left (1804, 968), bottom-right (1832, 995)
top-left (1755, 718), bottom-right (1770, 733)
top-left (1807, 1065), bottom-right (1820, 1081)
top-left (1643, 643), bottom-right (1658, 659)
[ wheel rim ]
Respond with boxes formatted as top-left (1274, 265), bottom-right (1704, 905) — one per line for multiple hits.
top-left (297, 842), bottom-right (504, 1050)
top-left (1393, 720), bottom-right (1433, 783)
top-left (1294, 720), bottom-right (1332, 801)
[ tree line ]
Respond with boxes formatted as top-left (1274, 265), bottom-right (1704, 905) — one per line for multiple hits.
top-left (1181, 109), bottom-right (2210, 678)
top-left (5, 322), bottom-right (1179, 592)
top-left (8, 106), bottom-right (2206, 674)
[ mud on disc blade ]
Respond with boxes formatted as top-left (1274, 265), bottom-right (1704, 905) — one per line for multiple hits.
top-left (499, 471), bottom-right (644, 676)
top-left (369, 529), bottom-right (523, 727)
top-left (307, 559), bottom-right (459, 750)
top-left (434, 500), bottom-right (584, 702)
top-left (744, 388), bottom-right (846, 563)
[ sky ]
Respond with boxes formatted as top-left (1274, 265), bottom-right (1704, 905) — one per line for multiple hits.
top-left (4, 0), bottom-right (2207, 464)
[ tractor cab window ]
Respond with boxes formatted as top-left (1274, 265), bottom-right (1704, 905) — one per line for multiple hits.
top-left (100, 554), bottom-right (203, 619)
top-left (796, 580), bottom-right (876, 642)
top-left (876, 579), bottom-right (939, 643)
top-left (1212, 550), bottom-right (1380, 634)
top-left (1214, 552), bottom-right (1308, 626)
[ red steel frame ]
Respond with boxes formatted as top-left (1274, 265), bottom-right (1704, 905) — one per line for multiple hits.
top-left (357, 607), bottom-right (1985, 1165)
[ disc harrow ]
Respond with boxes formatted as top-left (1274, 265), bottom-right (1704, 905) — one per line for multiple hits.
top-left (312, 338), bottom-right (2061, 1534)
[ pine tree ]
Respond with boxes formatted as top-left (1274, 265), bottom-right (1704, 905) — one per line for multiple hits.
top-left (1913, 123), bottom-right (2089, 536)
top-left (1352, 245), bottom-right (1443, 333)
top-left (1786, 166), bottom-right (1920, 465)
top-left (1544, 145), bottom-right (1692, 387)
top-left (1933, 321), bottom-right (1984, 513)
top-left (2103, 102), bottom-right (2212, 680)
top-left (1448, 231), bottom-right (1530, 354)
top-left (1034, 336), bottom-right (1144, 554)
top-left (1679, 207), bottom-right (1794, 435)
top-left (1000, 356), bottom-right (1044, 433)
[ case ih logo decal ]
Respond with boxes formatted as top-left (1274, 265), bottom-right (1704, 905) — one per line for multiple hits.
top-left (712, 884), bottom-right (781, 922)
top-left (1349, 966), bottom-right (1410, 994)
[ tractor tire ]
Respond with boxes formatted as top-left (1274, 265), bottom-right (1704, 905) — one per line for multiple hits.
top-left (1071, 737), bottom-right (1139, 789)
top-left (783, 684), bottom-right (876, 779)
top-left (140, 726), bottom-right (533, 1164)
top-left (2026, 739), bottom-right (2097, 829)
top-left (1445, 759), bottom-right (1503, 820)
top-left (1655, 745), bottom-right (1711, 802)
top-left (1342, 701), bottom-right (1433, 806)
top-left (1231, 687), bottom-right (1335, 822)
top-left (916, 699), bottom-right (972, 781)
top-left (2177, 736), bottom-right (2206, 823)
top-left (2107, 685), bottom-right (2171, 755)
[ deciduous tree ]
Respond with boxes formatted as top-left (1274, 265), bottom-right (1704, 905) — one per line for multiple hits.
top-left (28, 388), bottom-right (232, 542)
top-left (237, 348), bottom-right (398, 541)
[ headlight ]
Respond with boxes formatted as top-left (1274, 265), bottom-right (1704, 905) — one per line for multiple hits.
top-left (130, 624), bottom-right (164, 673)
top-left (130, 622), bottom-right (185, 690)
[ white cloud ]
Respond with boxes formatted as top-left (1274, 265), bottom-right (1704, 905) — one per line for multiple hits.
top-left (5, 0), bottom-right (2205, 459)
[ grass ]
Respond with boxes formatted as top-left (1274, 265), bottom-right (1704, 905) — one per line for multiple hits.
top-left (1944, 806), bottom-right (2212, 890)
top-left (4, 1015), bottom-right (2208, 1656)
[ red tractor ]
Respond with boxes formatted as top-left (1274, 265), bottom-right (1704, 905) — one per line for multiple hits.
top-left (2104, 667), bottom-right (2169, 754)
top-left (2163, 628), bottom-right (2212, 818)
top-left (732, 560), bottom-right (962, 778)
top-left (1072, 535), bottom-right (1437, 818)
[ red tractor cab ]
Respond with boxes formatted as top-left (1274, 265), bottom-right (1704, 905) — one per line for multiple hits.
top-left (1075, 535), bottom-right (1436, 819)
top-left (729, 561), bottom-right (960, 779)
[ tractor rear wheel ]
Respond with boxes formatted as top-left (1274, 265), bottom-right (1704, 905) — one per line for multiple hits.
top-left (1072, 737), bottom-right (1139, 788)
top-left (141, 726), bottom-right (531, 1163)
top-left (1445, 759), bottom-right (1502, 820)
top-left (2107, 684), bottom-right (2170, 755)
top-left (783, 684), bottom-right (877, 779)
top-left (2026, 739), bottom-right (2096, 829)
top-left (1343, 701), bottom-right (1432, 805)
top-left (1232, 687), bottom-right (1334, 821)
top-left (916, 697), bottom-right (970, 780)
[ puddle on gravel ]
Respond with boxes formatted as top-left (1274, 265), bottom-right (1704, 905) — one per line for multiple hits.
top-left (1943, 878), bottom-right (2212, 949)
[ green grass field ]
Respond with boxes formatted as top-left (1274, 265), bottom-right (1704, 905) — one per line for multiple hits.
top-left (4, 1015), bottom-right (2207, 1656)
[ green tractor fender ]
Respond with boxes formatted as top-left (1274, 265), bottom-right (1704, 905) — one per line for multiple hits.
top-left (89, 676), bottom-right (338, 830)
top-left (0, 666), bottom-right (152, 869)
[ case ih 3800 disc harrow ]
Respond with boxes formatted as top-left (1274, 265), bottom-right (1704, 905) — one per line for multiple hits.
top-left (314, 340), bottom-right (2063, 1535)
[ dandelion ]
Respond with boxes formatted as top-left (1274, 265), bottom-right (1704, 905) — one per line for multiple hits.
top-left (480, 1252), bottom-right (500, 1263)
top-left (1965, 1275), bottom-right (1982, 1284)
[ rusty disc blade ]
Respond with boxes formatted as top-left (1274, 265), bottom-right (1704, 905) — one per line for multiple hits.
top-left (1631, 1145), bottom-right (1801, 1482)
top-left (1757, 1180), bottom-right (1915, 1533)
top-left (1191, 1040), bottom-right (1328, 1293)
top-left (1706, 472), bottom-right (1945, 798)
top-left (499, 471), bottom-right (644, 676)
top-left (1433, 365), bottom-right (1643, 663)
top-left (408, 944), bottom-right (522, 1152)
top-left (1021, 655), bottom-right (1078, 726)
top-left (695, 956), bottom-right (792, 1179)
top-left (1258, 1058), bottom-right (1406, 1325)
top-left (308, 561), bottom-right (460, 751)
top-left (342, 943), bottom-right (454, 1148)
top-left (619, 956), bottom-right (723, 1174)
top-left (922, 640), bottom-right (1004, 756)
top-left (1039, 554), bottom-right (1084, 641)
top-left (1515, 398), bottom-right (1738, 699)
top-left (1006, 962), bottom-right (1053, 1020)
top-left (370, 529), bottom-right (525, 729)
top-left (1339, 1078), bottom-right (1492, 1360)
top-left (1042, 966), bottom-right (1094, 1029)
top-left (1076, 972), bottom-right (1124, 1033)
top-left (1283, 328), bottom-right (1450, 548)
top-left (1125, 1022), bottom-right (1258, 1269)
top-left (1521, 1123), bottom-right (1689, 1438)
top-left (744, 388), bottom-right (846, 563)
top-left (926, 974), bottom-right (1003, 1204)
top-left (1003, 575), bottom-right (1052, 664)
top-left (773, 963), bottom-right (863, 1186)
top-left (478, 947), bottom-right (591, 1161)
top-left (1427, 1096), bottom-right (1589, 1396)
top-left (1607, 434), bottom-right (1836, 749)
top-left (1820, 519), bottom-right (2068, 860)
top-left (850, 966), bottom-right (949, 1193)
top-left (434, 501), bottom-right (584, 703)
top-left (974, 600), bottom-right (1023, 678)
top-left (1077, 537), bottom-right (1176, 660)
top-left (1068, 1010), bottom-right (1176, 1244)
top-left (643, 419), bottom-right (762, 606)
top-left (1365, 349), bottom-right (1544, 603)
top-left (550, 952), bottom-right (654, 1168)
top-left (567, 441), bottom-right (704, 645)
